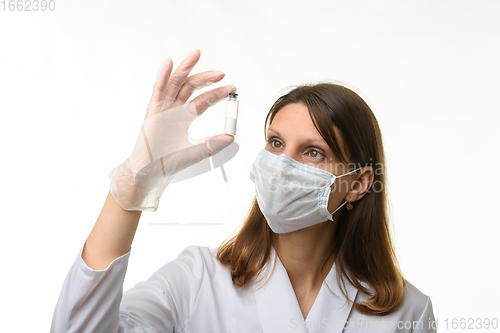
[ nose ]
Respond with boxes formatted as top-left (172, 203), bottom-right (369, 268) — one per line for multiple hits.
top-left (264, 145), bottom-right (298, 160)
top-left (281, 149), bottom-right (301, 162)
top-left (264, 145), bottom-right (316, 167)
top-left (280, 148), bottom-right (316, 168)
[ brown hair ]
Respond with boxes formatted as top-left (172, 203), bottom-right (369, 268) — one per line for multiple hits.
top-left (216, 82), bottom-right (405, 315)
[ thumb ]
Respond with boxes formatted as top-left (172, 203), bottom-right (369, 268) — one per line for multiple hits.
top-left (206, 134), bottom-right (235, 156)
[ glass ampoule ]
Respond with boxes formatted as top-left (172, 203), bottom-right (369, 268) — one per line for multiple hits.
top-left (224, 93), bottom-right (239, 136)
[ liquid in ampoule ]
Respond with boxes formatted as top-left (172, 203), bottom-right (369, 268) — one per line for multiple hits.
top-left (224, 93), bottom-right (239, 136)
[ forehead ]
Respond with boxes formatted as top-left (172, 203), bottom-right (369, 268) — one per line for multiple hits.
top-left (268, 103), bottom-right (318, 133)
top-left (267, 103), bottom-right (346, 155)
top-left (268, 103), bottom-right (343, 139)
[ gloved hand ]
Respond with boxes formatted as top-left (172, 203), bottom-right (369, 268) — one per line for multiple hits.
top-left (109, 50), bottom-right (237, 212)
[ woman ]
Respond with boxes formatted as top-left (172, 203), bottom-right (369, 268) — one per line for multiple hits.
top-left (50, 50), bottom-right (436, 332)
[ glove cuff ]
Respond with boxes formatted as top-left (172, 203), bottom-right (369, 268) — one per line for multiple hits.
top-left (108, 159), bottom-right (167, 212)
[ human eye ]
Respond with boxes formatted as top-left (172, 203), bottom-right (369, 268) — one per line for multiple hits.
top-left (306, 148), bottom-right (326, 159)
top-left (267, 137), bottom-right (283, 149)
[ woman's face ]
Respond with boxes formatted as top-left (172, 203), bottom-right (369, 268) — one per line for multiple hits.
top-left (265, 103), bottom-right (355, 214)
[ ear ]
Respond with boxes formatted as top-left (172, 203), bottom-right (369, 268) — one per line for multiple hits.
top-left (347, 166), bottom-right (374, 202)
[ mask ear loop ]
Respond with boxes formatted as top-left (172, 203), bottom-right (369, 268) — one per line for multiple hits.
top-left (338, 166), bottom-right (362, 177)
top-left (340, 167), bottom-right (361, 211)
top-left (330, 200), bottom-right (349, 216)
top-left (330, 167), bottom-right (361, 216)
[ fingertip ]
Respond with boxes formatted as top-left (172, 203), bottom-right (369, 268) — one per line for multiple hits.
top-left (194, 49), bottom-right (201, 60)
top-left (209, 70), bottom-right (225, 78)
top-left (211, 133), bottom-right (233, 140)
top-left (156, 61), bottom-right (172, 85)
top-left (185, 49), bottom-right (200, 57)
top-left (164, 57), bottom-right (173, 73)
top-left (191, 49), bottom-right (201, 60)
top-left (207, 134), bottom-right (234, 154)
top-left (181, 49), bottom-right (201, 65)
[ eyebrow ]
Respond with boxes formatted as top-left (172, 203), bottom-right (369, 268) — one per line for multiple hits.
top-left (267, 127), bottom-right (326, 144)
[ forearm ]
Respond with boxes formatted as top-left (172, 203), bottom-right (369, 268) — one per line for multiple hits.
top-left (82, 190), bottom-right (142, 270)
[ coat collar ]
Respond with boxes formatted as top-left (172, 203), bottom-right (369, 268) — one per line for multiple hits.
top-left (253, 245), bottom-right (359, 333)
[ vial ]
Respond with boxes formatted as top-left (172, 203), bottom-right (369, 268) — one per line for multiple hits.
top-left (224, 92), bottom-right (239, 136)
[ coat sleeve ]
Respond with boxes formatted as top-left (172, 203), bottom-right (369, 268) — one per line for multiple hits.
top-left (50, 242), bottom-right (207, 333)
top-left (413, 296), bottom-right (437, 333)
top-left (119, 245), bottom-right (208, 333)
top-left (50, 241), bottom-right (132, 333)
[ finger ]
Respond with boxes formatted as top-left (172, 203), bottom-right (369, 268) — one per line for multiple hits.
top-left (164, 49), bottom-right (201, 101)
top-left (177, 70), bottom-right (225, 104)
top-left (206, 135), bottom-right (235, 157)
top-left (149, 58), bottom-right (174, 105)
top-left (190, 85), bottom-right (237, 116)
top-left (174, 136), bottom-right (234, 170)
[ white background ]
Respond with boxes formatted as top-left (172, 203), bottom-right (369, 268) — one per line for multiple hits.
top-left (1, 1), bottom-right (499, 332)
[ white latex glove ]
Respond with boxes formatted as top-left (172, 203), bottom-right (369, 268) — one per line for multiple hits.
top-left (109, 50), bottom-right (237, 211)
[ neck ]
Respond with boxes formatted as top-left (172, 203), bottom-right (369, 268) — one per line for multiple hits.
top-left (274, 220), bottom-right (337, 293)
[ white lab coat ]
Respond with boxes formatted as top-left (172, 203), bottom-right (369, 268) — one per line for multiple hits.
top-left (50, 243), bottom-right (436, 333)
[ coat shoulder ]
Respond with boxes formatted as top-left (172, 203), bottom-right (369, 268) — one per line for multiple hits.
top-left (173, 245), bottom-right (231, 277)
top-left (400, 279), bottom-right (431, 314)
